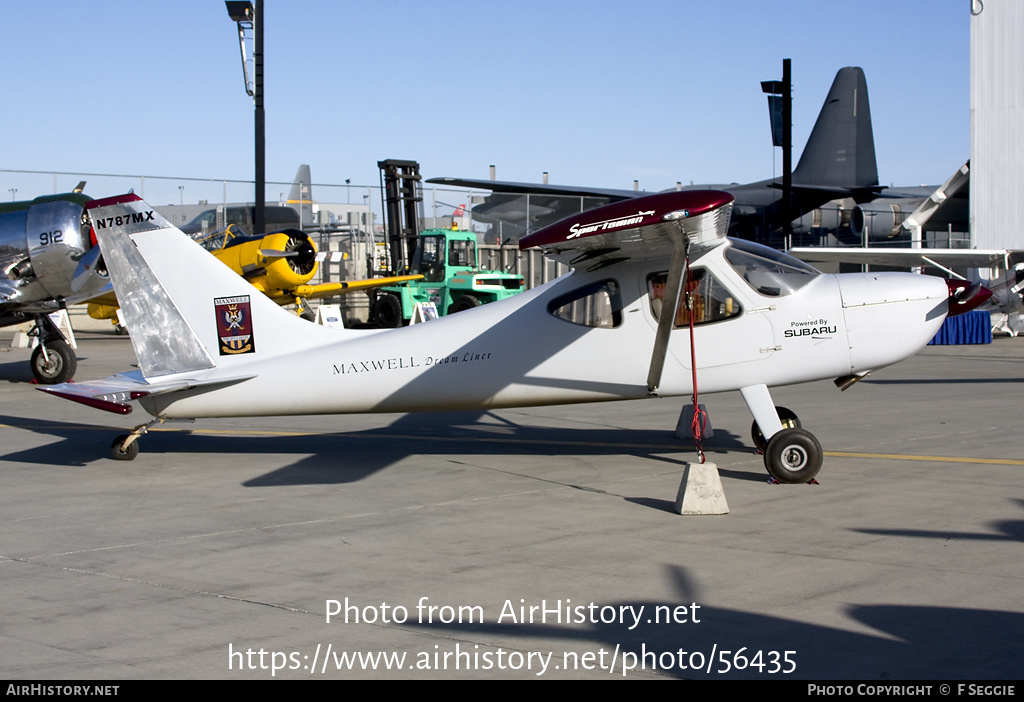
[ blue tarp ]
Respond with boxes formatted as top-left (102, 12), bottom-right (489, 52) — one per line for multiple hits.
top-left (928, 310), bottom-right (992, 345)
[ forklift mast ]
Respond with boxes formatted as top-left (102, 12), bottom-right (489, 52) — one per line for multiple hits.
top-left (377, 159), bottom-right (423, 275)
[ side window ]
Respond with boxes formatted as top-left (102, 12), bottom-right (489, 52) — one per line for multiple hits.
top-left (648, 269), bottom-right (741, 327)
top-left (413, 237), bottom-right (445, 282)
top-left (448, 239), bottom-right (474, 268)
top-left (724, 238), bottom-right (820, 297)
top-left (548, 279), bottom-right (622, 328)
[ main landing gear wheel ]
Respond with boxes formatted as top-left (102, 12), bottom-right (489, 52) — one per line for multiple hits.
top-left (763, 428), bottom-right (822, 483)
top-left (751, 406), bottom-right (800, 453)
top-left (30, 340), bottom-right (77, 385)
top-left (110, 435), bottom-right (140, 461)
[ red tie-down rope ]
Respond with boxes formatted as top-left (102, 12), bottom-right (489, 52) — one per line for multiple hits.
top-left (684, 254), bottom-right (707, 464)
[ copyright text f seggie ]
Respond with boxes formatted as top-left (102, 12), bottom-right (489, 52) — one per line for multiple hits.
top-left (325, 597), bottom-right (701, 631)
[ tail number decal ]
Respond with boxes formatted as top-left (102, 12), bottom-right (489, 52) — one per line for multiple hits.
top-left (93, 211), bottom-right (155, 229)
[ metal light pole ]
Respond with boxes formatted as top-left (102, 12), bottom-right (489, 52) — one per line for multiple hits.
top-left (226, 1), bottom-right (265, 235)
top-left (762, 58), bottom-right (793, 247)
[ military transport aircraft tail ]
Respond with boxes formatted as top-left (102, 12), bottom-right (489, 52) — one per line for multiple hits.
top-left (791, 66), bottom-right (879, 196)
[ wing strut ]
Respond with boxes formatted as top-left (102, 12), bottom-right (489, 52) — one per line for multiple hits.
top-left (647, 237), bottom-right (688, 394)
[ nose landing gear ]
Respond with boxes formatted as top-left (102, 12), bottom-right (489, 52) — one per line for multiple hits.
top-left (741, 384), bottom-right (823, 483)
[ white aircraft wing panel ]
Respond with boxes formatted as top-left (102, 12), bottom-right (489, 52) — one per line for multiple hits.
top-left (789, 247), bottom-right (1024, 271)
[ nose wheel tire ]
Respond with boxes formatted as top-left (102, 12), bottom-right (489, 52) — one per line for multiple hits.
top-left (751, 406), bottom-right (800, 452)
top-left (111, 435), bottom-right (140, 461)
top-left (31, 340), bottom-right (77, 385)
top-left (764, 428), bottom-right (822, 483)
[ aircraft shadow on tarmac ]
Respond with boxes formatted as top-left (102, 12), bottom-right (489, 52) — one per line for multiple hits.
top-left (0, 356), bottom-right (35, 384)
top-left (855, 498), bottom-right (1024, 545)
top-left (395, 564), bottom-right (1024, 679)
top-left (0, 409), bottom-right (762, 498)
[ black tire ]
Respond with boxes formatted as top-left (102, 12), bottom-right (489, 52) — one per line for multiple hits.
top-left (448, 294), bottom-right (481, 314)
top-left (751, 406), bottom-right (800, 452)
top-left (764, 428), bottom-right (822, 483)
top-left (374, 294), bottom-right (403, 328)
top-left (30, 340), bottom-right (77, 385)
top-left (110, 435), bottom-right (140, 461)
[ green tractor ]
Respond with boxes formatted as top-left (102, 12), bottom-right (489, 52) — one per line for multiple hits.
top-left (373, 227), bottom-right (524, 327)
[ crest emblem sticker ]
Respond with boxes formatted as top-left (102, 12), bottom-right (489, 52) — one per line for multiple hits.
top-left (215, 295), bottom-right (256, 355)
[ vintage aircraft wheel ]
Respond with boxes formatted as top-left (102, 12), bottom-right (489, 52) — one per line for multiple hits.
top-left (763, 428), bottom-right (822, 483)
top-left (448, 294), bottom-right (481, 315)
top-left (30, 340), bottom-right (77, 385)
top-left (110, 435), bottom-right (140, 461)
top-left (751, 406), bottom-right (801, 452)
top-left (373, 294), bottom-right (403, 328)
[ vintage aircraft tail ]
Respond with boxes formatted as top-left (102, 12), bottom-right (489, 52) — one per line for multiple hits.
top-left (792, 66), bottom-right (879, 193)
top-left (87, 193), bottom-right (327, 380)
top-left (286, 164), bottom-right (313, 226)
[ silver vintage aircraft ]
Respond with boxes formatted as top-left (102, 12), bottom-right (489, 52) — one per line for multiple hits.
top-left (0, 185), bottom-right (111, 384)
top-left (40, 191), bottom-right (988, 482)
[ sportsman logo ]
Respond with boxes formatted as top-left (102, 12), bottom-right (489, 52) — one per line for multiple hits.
top-left (215, 295), bottom-right (256, 355)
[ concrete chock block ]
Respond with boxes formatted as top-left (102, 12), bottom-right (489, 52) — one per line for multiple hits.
top-left (674, 461), bottom-right (729, 515)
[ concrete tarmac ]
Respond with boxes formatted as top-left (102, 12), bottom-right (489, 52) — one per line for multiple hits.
top-left (1, 330), bottom-right (1022, 679)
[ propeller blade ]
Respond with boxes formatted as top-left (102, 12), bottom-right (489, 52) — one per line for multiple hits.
top-left (257, 249), bottom-right (299, 259)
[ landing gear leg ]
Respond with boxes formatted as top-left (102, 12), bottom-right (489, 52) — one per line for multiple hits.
top-left (110, 417), bottom-right (166, 461)
top-left (29, 314), bottom-right (77, 385)
top-left (740, 384), bottom-right (822, 483)
top-left (751, 406), bottom-right (801, 452)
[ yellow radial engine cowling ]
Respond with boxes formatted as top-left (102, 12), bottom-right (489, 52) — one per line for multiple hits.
top-left (211, 229), bottom-right (318, 295)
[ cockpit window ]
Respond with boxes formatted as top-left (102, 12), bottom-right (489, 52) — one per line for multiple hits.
top-left (448, 239), bottom-right (474, 268)
top-left (548, 279), bottom-right (622, 328)
top-left (725, 238), bottom-right (820, 297)
top-left (648, 269), bottom-right (742, 327)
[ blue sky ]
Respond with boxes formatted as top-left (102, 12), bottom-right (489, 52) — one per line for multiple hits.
top-left (1, 1), bottom-right (969, 206)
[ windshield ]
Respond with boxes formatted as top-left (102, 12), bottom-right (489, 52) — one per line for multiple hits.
top-left (725, 239), bottom-right (820, 297)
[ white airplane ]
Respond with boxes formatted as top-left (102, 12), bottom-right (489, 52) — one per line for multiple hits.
top-left (39, 191), bottom-right (989, 482)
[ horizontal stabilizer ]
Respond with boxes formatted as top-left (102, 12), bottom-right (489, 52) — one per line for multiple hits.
top-left (38, 372), bottom-right (256, 415)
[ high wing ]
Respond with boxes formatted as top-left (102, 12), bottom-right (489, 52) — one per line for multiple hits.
top-left (518, 189), bottom-right (734, 266)
top-left (521, 189), bottom-right (734, 393)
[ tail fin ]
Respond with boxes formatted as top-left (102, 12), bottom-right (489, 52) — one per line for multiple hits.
top-left (793, 67), bottom-right (879, 190)
top-left (87, 194), bottom-right (326, 379)
top-left (287, 164), bottom-right (313, 226)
